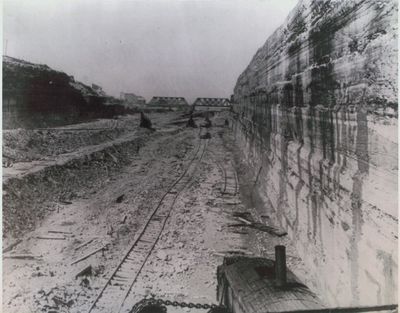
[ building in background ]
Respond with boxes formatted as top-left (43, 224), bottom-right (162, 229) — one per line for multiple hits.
top-left (148, 96), bottom-right (188, 110)
top-left (120, 92), bottom-right (146, 107)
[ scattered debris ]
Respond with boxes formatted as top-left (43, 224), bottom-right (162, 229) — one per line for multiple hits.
top-left (107, 151), bottom-right (118, 163)
top-left (80, 277), bottom-right (91, 288)
top-left (213, 249), bottom-right (253, 257)
top-left (121, 215), bottom-right (128, 224)
top-left (74, 238), bottom-right (95, 251)
top-left (140, 112), bottom-right (154, 130)
top-left (116, 194), bottom-right (125, 203)
top-left (52, 296), bottom-right (74, 308)
top-left (36, 236), bottom-right (66, 240)
top-left (249, 222), bottom-right (287, 237)
top-left (200, 132), bottom-right (211, 139)
top-left (3, 254), bottom-right (40, 260)
top-left (71, 245), bottom-right (108, 265)
top-left (59, 200), bottom-right (73, 205)
top-left (94, 265), bottom-right (105, 276)
top-left (75, 265), bottom-right (93, 279)
top-left (48, 230), bottom-right (72, 235)
top-left (235, 217), bottom-right (252, 225)
top-left (228, 222), bottom-right (287, 237)
top-left (107, 225), bottom-right (114, 236)
top-left (225, 201), bottom-right (240, 205)
top-left (3, 239), bottom-right (23, 253)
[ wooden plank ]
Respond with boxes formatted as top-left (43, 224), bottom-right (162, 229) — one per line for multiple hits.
top-left (74, 238), bottom-right (95, 251)
top-left (3, 239), bottom-right (23, 253)
top-left (36, 236), bottom-right (66, 240)
top-left (3, 254), bottom-right (40, 260)
top-left (71, 246), bottom-right (106, 265)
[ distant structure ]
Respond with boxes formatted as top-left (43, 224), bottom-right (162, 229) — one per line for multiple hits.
top-left (193, 98), bottom-right (231, 111)
top-left (148, 97), bottom-right (188, 110)
top-left (120, 92), bottom-right (146, 106)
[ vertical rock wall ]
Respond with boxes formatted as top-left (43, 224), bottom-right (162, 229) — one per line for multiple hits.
top-left (232, 0), bottom-right (397, 306)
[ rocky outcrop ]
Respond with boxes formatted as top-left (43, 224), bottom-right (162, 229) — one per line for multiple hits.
top-left (3, 56), bottom-right (121, 129)
top-left (232, 0), bottom-right (397, 307)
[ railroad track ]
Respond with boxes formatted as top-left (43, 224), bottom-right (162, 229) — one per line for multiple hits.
top-left (222, 164), bottom-right (238, 196)
top-left (210, 151), bottom-right (238, 197)
top-left (87, 136), bottom-right (209, 313)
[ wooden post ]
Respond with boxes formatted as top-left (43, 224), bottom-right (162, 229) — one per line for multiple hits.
top-left (275, 245), bottom-right (286, 287)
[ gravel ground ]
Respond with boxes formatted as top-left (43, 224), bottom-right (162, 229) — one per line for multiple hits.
top-left (2, 113), bottom-right (178, 166)
top-left (3, 112), bottom-right (313, 313)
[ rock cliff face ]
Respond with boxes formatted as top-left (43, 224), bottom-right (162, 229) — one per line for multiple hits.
top-left (232, 0), bottom-right (397, 307)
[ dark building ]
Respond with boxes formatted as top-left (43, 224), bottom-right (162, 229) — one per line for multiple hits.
top-left (148, 97), bottom-right (189, 110)
top-left (121, 92), bottom-right (146, 106)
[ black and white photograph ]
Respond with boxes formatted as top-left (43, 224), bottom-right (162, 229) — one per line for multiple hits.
top-left (2, 0), bottom-right (398, 312)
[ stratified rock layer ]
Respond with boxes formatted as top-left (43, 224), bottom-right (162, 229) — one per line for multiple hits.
top-left (232, 0), bottom-right (397, 307)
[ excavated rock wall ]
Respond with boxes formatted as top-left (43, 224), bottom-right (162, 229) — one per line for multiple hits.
top-left (232, 0), bottom-right (397, 306)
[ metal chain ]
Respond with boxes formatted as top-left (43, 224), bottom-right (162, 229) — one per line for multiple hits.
top-left (155, 298), bottom-right (220, 310)
top-left (130, 297), bottom-right (229, 313)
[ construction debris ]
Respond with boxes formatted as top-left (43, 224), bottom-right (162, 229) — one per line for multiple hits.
top-left (3, 254), bottom-right (40, 260)
top-left (186, 115), bottom-right (198, 128)
top-left (140, 112), bottom-right (154, 130)
top-left (236, 217), bottom-right (252, 225)
top-left (74, 238), bottom-right (95, 251)
top-left (107, 225), bottom-right (114, 236)
top-left (3, 239), bottom-right (23, 253)
top-left (116, 194), bottom-right (125, 203)
top-left (36, 236), bottom-right (66, 240)
top-left (71, 245), bottom-right (107, 266)
top-left (228, 221), bottom-right (287, 237)
top-left (52, 296), bottom-right (74, 308)
top-left (75, 265), bottom-right (93, 279)
top-left (59, 200), bottom-right (73, 205)
top-left (200, 132), bottom-right (211, 139)
top-left (121, 215), bottom-right (128, 224)
top-left (48, 230), bottom-right (72, 235)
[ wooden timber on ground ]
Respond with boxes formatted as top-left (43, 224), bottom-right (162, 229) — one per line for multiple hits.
top-left (217, 256), bottom-right (323, 313)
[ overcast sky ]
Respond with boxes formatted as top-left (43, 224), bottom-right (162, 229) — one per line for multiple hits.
top-left (4, 0), bottom-right (297, 102)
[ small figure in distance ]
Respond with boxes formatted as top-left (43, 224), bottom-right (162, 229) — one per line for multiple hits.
top-left (140, 112), bottom-right (155, 131)
top-left (203, 116), bottom-right (212, 128)
top-left (224, 119), bottom-right (229, 127)
top-left (186, 115), bottom-right (198, 128)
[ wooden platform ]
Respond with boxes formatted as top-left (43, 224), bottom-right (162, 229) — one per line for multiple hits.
top-left (217, 256), bottom-right (324, 313)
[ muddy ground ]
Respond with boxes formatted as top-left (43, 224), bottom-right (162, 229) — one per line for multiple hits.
top-left (3, 112), bottom-right (315, 313)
